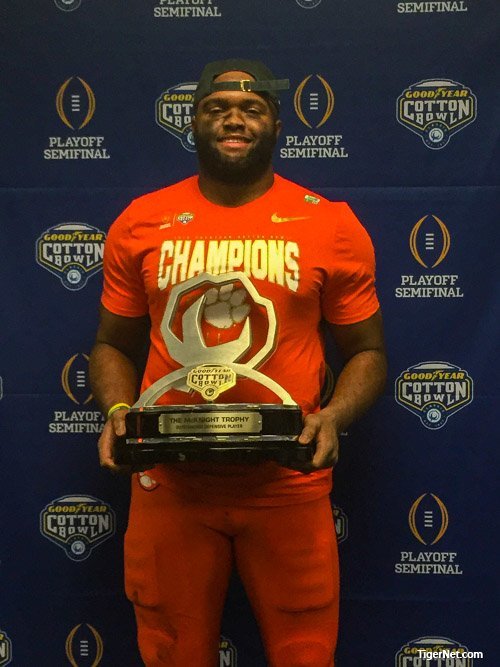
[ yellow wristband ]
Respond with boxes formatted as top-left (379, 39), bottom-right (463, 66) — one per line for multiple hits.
top-left (107, 402), bottom-right (131, 419)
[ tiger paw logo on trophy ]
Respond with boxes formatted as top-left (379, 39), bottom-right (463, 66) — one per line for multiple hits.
top-left (115, 272), bottom-right (310, 467)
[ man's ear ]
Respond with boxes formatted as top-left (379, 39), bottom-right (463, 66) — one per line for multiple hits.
top-left (275, 118), bottom-right (282, 138)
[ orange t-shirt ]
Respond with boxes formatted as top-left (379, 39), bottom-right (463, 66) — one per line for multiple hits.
top-left (101, 174), bottom-right (379, 505)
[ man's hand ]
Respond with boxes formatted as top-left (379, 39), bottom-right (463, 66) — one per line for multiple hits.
top-left (290, 309), bottom-right (387, 474)
top-left (98, 409), bottom-right (130, 473)
top-left (295, 408), bottom-right (340, 472)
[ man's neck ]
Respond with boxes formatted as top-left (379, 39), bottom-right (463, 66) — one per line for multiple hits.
top-left (197, 168), bottom-right (275, 207)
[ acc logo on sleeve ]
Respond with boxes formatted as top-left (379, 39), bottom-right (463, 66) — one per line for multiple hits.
top-left (36, 223), bottom-right (106, 290)
top-left (219, 636), bottom-right (237, 666)
top-left (0, 631), bottom-right (12, 667)
top-left (156, 83), bottom-right (197, 151)
top-left (397, 79), bottom-right (477, 149)
top-left (40, 495), bottom-right (116, 561)
top-left (396, 636), bottom-right (474, 666)
top-left (395, 361), bottom-right (473, 429)
top-left (66, 624), bottom-right (103, 666)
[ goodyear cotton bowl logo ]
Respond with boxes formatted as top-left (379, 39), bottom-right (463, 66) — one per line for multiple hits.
top-left (395, 361), bottom-right (473, 429)
top-left (156, 83), bottom-right (197, 151)
top-left (395, 494), bottom-right (463, 575)
top-left (332, 504), bottom-right (348, 544)
top-left (0, 630), bottom-right (12, 667)
top-left (66, 624), bottom-right (103, 666)
top-left (219, 636), bottom-right (237, 666)
top-left (36, 223), bottom-right (105, 290)
top-left (40, 495), bottom-right (116, 561)
top-left (396, 636), bottom-right (476, 666)
top-left (44, 77), bottom-right (110, 160)
top-left (281, 75), bottom-right (348, 159)
top-left (49, 353), bottom-right (105, 435)
top-left (397, 79), bottom-right (477, 149)
top-left (395, 215), bottom-right (464, 299)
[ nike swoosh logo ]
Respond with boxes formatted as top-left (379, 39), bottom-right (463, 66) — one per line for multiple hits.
top-left (271, 213), bottom-right (311, 223)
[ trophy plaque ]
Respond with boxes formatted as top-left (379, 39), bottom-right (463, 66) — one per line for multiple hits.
top-left (114, 272), bottom-right (313, 467)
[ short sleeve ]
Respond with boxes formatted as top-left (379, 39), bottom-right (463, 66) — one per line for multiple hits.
top-left (321, 203), bottom-right (380, 325)
top-left (101, 204), bottom-right (149, 317)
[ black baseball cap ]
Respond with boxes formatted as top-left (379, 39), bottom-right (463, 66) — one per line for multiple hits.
top-left (193, 59), bottom-right (289, 112)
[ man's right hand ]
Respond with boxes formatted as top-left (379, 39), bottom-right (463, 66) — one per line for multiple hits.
top-left (98, 410), bottom-right (129, 473)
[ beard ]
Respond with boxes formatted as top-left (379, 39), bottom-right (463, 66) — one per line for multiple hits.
top-left (193, 126), bottom-right (278, 186)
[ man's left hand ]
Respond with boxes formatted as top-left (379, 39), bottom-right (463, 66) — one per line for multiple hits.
top-left (294, 408), bottom-right (340, 472)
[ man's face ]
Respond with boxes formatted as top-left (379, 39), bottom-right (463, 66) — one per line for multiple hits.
top-left (191, 70), bottom-right (282, 185)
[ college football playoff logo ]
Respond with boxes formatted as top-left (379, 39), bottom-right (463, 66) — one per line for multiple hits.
top-left (294, 75), bottom-right (334, 128)
top-left (66, 624), bottom-right (103, 666)
top-left (410, 215), bottom-right (451, 269)
top-left (56, 77), bottom-right (95, 130)
top-left (409, 493), bottom-right (448, 546)
top-left (62, 353), bottom-right (93, 405)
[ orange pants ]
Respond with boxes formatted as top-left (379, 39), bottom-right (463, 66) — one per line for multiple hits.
top-left (125, 476), bottom-right (339, 666)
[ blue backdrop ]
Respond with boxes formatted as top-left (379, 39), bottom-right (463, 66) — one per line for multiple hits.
top-left (1, 1), bottom-right (499, 665)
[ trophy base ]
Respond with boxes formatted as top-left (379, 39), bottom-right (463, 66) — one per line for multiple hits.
top-left (115, 435), bottom-right (313, 467)
top-left (114, 404), bottom-right (312, 468)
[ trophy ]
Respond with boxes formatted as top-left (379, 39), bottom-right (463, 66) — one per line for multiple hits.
top-left (115, 272), bottom-right (312, 467)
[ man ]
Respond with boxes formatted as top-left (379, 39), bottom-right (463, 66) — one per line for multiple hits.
top-left (90, 59), bottom-right (387, 667)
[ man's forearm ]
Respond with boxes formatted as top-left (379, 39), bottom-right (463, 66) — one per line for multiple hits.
top-left (89, 342), bottom-right (140, 415)
top-left (322, 349), bottom-right (387, 432)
